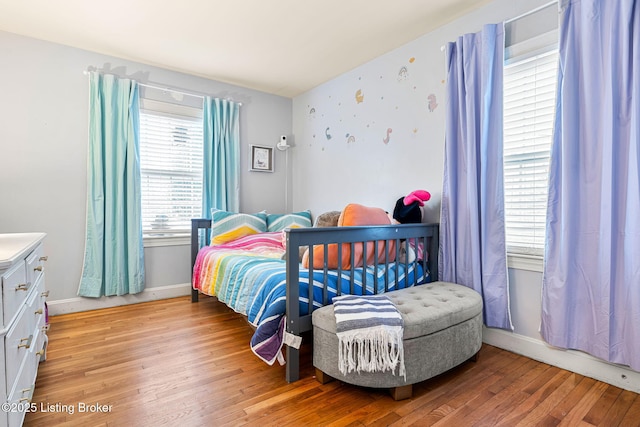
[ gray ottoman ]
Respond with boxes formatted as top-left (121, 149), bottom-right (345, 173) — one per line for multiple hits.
top-left (312, 281), bottom-right (483, 400)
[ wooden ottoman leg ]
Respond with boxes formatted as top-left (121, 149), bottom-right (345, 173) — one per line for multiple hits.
top-left (315, 368), bottom-right (334, 384)
top-left (469, 349), bottom-right (481, 362)
top-left (390, 384), bottom-right (412, 401)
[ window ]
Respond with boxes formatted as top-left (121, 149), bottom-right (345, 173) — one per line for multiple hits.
top-left (139, 99), bottom-right (203, 237)
top-left (503, 49), bottom-right (558, 257)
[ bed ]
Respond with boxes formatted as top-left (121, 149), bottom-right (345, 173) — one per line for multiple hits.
top-left (191, 213), bottom-right (439, 382)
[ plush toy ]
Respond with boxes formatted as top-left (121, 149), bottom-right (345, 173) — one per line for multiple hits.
top-left (403, 189), bottom-right (431, 207)
top-left (392, 190), bottom-right (431, 224)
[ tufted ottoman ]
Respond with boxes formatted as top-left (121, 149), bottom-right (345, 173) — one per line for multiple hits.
top-left (312, 282), bottom-right (483, 400)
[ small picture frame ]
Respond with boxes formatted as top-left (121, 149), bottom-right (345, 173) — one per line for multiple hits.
top-left (249, 145), bottom-right (274, 172)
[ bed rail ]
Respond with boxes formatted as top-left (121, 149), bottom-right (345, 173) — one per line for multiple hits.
top-left (191, 218), bottom-right (212, 303)
top-left (283, 223), bottom-right (439, 381)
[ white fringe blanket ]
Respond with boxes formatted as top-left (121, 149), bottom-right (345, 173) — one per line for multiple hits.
top-left (332, 294), bottom-right (405, 379)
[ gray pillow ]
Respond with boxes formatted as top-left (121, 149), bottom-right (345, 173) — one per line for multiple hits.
top-left (281, 211), bottom-right (342, 262)
top-left (295, 211), bottom-right (339, 262)
top-left (314, 210), bottom-right (341, 227)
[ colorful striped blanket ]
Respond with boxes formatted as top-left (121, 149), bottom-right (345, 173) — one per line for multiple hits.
top-left (192, 231), bottom-right (427, 366)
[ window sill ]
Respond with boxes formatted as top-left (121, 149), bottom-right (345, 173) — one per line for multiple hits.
top-left (507, 253), bottom-right (543, 273)
top-left (143, 234), bottom-right (190, 248)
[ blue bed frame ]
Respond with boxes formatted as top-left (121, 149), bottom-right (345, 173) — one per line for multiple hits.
top-left (191, 220), bottom-right (439, 382)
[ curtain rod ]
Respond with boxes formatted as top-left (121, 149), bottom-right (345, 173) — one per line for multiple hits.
top-left (440, 0), bottom-right (558, 51)
top-left (505, 0), bottom-right (557, 24)
top-left (139, 81), bottom-right (205, 100)
top-left (82, 70), bottom-right (242, 105)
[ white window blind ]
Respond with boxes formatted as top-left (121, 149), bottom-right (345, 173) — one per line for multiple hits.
top-left (503, 49), bottom-right (558, 256)
top-left (139, 107), bottom-right (203, 235)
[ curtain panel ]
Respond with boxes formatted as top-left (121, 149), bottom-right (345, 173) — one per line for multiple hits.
top-left (78, 72), bottom-right (145, 297)
top-left (202, 97), bottom-right (240, 216)
top-left (440, 24), bottom-right (513, 331)
top-left (542, 0), bottom-right (640, 370)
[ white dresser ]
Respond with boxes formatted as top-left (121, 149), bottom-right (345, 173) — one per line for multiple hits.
top-left (0, 233), bottom-right (48, 427)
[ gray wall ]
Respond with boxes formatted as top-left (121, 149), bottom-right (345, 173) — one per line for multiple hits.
top-left (0, 31), bottom-right (292, 302)
top-left (291, 0), bottom-right (552, 221)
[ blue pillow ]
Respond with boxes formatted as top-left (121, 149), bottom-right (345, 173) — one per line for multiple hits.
top-left (266, 210), bottom-right (312, 232)
top-left (210, 209), bottom-right (267, 245)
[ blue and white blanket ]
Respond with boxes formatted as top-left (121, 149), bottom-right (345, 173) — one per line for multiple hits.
top-left (333, 294), bottom-right (406, 378)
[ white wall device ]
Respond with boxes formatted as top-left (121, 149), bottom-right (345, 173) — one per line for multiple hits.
top-left (276, 135), bottom-right (290, 151)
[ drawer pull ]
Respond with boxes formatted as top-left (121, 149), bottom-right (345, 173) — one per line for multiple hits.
top-left (19, 386), bottom-right (35, 403)
top-left (37, 349), bottom-right (46, 357)
top-left (18, 335), bottom-right (33, 349)
top-left (39, 256), bottom-right (48, 261)
top-left (34, 266), bottom-right (43, 272)
top-left (41, 290), bottom-right (50, 297)
top-left (15, 283), bottom-right (29, 291)
top-left (35, 308), bottom-right (44, 315)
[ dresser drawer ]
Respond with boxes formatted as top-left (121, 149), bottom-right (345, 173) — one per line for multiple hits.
top-left (35, 277), bottom-right (47, 327)
top-left (25, 244), bottom-right (46, 288)
top-left (7, 355), bottom-right (36, 427)
top-left (30, 324), bottom-right (47, 373)
top-left (2, 261), bottom-right (29, 327)
top-left (27, 282), bottom-right (46, 339)
top-left (5, 303), bottom-right (33, 392)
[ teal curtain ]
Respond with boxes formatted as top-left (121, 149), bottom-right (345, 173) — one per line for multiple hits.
top-left (202, 97), bottom-right (240, 216)
top-left (78, 72), bottom-right (145, 297)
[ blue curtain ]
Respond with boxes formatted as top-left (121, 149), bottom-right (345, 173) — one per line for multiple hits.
top-left (542, 0), bottom-right (640, 370)
top-left (78, 72), bottom-right (145, 297)
top-left (202, 97), bottom-right (240, 216)
top-left (440, 24), bottom-right (513, 330)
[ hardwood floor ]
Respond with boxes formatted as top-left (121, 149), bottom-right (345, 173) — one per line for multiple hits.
top-left (25, 296), bottom-right (640, 427)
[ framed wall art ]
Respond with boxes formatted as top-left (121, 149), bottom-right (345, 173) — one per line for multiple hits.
top-left (249, 145), bottom-right (274, 172)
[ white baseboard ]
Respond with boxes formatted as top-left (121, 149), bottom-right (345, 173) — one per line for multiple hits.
top-left (47, 283), bottom-right (192, 316)
top-left (483, 327), bottom-right (640, 393)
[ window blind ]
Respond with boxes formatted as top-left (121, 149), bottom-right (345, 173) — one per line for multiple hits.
top-left (503, 49), bottom-right (558, 256)
top-left (139, 109), bottom-right (203, 235)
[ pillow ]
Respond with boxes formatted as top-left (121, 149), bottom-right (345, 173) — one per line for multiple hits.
top-left (267, 210), bottom-right (312, 232)
top-left (313, 210), bottom-right (341, 227)
top-left (338, 203), bottom-right (392, 226)
top-left (302, 204), bottom-right (396, 269)
top-left (210, 209), bottom-right (267, 245)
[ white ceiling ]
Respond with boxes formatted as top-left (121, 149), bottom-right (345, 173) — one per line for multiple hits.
top-left (0, 0), bottom-right (492, 98)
